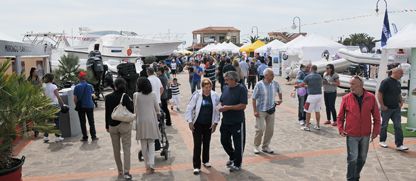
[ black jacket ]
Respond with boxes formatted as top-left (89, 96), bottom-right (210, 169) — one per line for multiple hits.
top-left (105, 90), bottom-right (134, 129)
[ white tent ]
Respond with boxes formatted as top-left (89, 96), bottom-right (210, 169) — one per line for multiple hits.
top-left (198, 43), bottom-right (215, 53)
top-left (199, 42), bottom-right (240, 53)
top-left (386, 23), bottom-right (416, 49)
top-left (285, 34), bottom-right (345, 62)
top-left (280, 35), bottom-right (305, 51)
top-left (254, 39), bottom-right (285, 56)
top-left (227, 42), bottom-right (240, 53)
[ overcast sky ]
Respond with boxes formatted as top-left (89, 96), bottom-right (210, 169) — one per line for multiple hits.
top-left (1, 0), bottom-right (415, 46)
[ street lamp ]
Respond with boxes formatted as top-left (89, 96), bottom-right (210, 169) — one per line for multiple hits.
top-left (292, 16), bottom-right (301, 33)
top-left (375, 0), bottom-right (388, 14)
top-left (251, 26), bottom-right (258, 37)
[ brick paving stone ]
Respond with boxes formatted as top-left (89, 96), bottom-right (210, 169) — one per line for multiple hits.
top-left (19, 72), bottom-right (416, 181)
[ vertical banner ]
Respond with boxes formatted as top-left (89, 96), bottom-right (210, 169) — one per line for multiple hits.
top-left (380, 9), bottom-right (392, 47)
top-left (407, 48), bottom-right (416, 131)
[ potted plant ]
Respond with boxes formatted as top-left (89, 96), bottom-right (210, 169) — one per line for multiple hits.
top-left (0, 60), bottom-right (59, 181)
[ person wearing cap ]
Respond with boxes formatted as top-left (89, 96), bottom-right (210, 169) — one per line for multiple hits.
top-left (74, 71), bottom-right (98, 141)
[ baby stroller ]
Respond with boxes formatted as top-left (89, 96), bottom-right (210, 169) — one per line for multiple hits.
top-left (138, 110), bottom-right (170, 161)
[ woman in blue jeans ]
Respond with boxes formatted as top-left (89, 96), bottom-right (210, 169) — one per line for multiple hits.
top-left (323, 64), bottom-right (339, 126)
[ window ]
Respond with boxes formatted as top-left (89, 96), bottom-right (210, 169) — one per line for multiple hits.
top-left (231, 36), bottom-right (237, 44)
top-left (219, 36), bottom-right (225, 42)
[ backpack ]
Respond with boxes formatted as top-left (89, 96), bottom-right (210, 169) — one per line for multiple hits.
top-left (87, 57), bottom-right (104, 73)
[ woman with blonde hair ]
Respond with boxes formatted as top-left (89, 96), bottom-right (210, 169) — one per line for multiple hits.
top-left (185, 78), bottom-right (220, 175)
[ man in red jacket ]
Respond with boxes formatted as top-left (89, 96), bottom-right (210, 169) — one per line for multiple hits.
top-left (337, 76), bottom-right (381, 181)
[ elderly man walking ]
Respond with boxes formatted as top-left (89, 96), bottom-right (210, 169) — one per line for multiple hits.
top-left (378, 67), bottom-right (409, 151)
top-left (337, 76), bottom-right (380, 181)
top-left (252, 68), bottom-right (282, 154)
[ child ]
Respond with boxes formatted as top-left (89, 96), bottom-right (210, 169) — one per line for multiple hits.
top-left (170, 78), bottom-right (181, 111)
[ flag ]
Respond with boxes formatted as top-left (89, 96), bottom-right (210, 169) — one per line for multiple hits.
top-left (380, 9), bottom-right (392, 47)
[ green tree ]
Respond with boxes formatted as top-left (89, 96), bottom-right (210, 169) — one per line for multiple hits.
top-left (341, 33), bottom-right (376, 52)
top-left (0, 60), bottom-right (58, 169)
top-left (53, 54), bottom-right (80, 86)
top-left (249, 35), bottom-right (259, 43)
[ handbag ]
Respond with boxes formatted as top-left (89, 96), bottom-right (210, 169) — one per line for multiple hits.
top-left (266, 103), bottom-right (277, 114)
top-left (75, 84), bottom-right (87, 111)
top-left (111, 93), bottom-right (135, 122)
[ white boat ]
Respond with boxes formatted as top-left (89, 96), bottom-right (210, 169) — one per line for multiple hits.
top-left (338, 74), bottom-right (378, 91)
top-left (337, 48), bottom-right (394, 65)
top-left (65, 30), bottom-right (183, 60)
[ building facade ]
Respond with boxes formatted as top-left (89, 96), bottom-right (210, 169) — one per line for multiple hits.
top-left (192, 26), bottom-right (240, 50)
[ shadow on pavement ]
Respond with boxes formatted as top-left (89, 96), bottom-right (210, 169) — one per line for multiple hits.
top-left (79, 141), bottom-right (101, 151)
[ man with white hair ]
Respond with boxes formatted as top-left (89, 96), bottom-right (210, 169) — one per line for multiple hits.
top-left (378, 67), bottom-right (409, 151)
top-left (252, 68), bottom-right (282, 154)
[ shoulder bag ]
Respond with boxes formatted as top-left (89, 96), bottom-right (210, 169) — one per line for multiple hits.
top-left (111, 93), bottom-right (136, 122)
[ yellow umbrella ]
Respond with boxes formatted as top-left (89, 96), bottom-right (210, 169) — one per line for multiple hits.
top-left (240, 40), bottom-right (265, 53)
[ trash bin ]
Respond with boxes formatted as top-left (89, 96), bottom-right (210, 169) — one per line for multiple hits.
top-left (59, 88), bottom-right (81, 137)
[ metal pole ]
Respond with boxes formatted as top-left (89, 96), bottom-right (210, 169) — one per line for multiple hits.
top-left (407, 48), bottom-right (416, 131)
top-left (292, 16), bottom-right (301, 33)
top-left (375, 0), bottom-right (388, 13)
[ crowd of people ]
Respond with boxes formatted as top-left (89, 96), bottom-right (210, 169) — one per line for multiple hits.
top-left (30, 52), bottom-right (410, 181)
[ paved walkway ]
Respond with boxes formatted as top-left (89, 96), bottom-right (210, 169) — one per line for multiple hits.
top-left (18, 72), bottom-right (416, 181)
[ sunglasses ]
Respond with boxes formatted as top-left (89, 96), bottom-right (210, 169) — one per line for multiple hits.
top-left (352, 75), bottom-right (363, 82)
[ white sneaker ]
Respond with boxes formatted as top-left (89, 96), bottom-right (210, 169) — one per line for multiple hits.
top-left (55, 136), bottom-right (64, 142)
top-left (193, 168), bottom-right (200, 175)
top-left (254, 146), bottom-right (261, 154)
top-left (301, 126), bottom-right (311, 131)
top-left (299, 120), bottom-right (305, 126)
top-left (262, 147), bottom-right (274, 154)
top-left (396, 145), bottom-right (409, 151)
top-left (203, 162), bottom-right (212, 168)
top-left (313, 125), bottom-right (320, 130)
top-left (379, 142), bottom-right (388, 148)
top-left (43, 137), bottom-right (49, 143)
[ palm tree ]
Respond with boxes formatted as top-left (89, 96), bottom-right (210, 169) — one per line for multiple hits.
top-left (0, 60), bottom-right (58, 171)
top-left (249, 35), bottom-right (259, 43)
top-left (342, 33), bottom-right (376, 52)
top-left (53, 54), bottom-right (80, 87)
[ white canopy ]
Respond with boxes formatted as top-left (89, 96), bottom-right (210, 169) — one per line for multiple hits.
top-left (224, 42), bottom-right (240, 53)
top-left (199, 42), bottom-right (240, 53)
top-left (385, 23), bottom-right (416, 49)
top-left (280, 35), bottom-right (305, 51)
top-left (284, 34), bottom-right (345, 61)
top-left (254, 39), bottom-right (285, 56)
top-left (198, 43), bottom-right (215, 53)
top-left (287, 34), bottom-right (344, 49)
